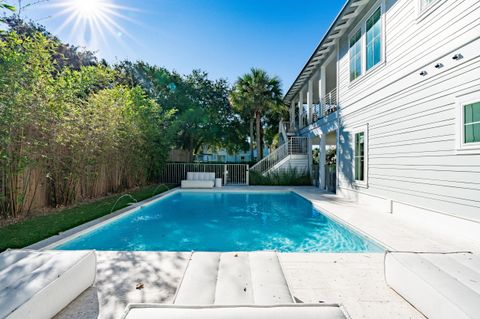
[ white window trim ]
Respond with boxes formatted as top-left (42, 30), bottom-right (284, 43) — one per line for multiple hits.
top-left (348, 0), bottom-right (386, 85)
top-left (456, 92), bottom-right (480, 155)
top-left (352, 123), bottom-right (369, 188)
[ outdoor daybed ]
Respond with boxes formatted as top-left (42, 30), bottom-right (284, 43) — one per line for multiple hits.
top-left (122, 251), bottom-right (349, 319)
top-left (0, 249), bottom-right (96, 319)
top-left (181, 172), bottom-right (216, 189)
top-left (385, 251), bottom-right (480, 319)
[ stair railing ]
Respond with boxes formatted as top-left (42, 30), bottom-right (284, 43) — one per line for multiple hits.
top-left (250, 137), bottom-right (308, 174)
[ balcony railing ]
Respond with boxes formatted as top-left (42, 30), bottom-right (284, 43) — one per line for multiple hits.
top-left (312, 87), bottom-right (338, 123)
top-left (322, 87), bottom-right (338, 115)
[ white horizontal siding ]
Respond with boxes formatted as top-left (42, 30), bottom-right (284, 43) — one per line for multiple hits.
top-left (334, 0), bottom-right (480, 221)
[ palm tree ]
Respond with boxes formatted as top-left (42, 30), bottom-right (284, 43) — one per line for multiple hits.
top-left (230, 68), bottom-right (282, 160)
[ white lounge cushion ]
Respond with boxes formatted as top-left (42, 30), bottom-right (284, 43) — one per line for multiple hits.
top-left (122, 304), bottom-right (348, 319)
top-left (385, 251), bottom-right (480, 319)
top-left (186, 172), bottom-right (215, 181)
top-left (174, 252), bottom-right (221, 304)
top-left (181, 180), bottom-right (215, 189)
top-left (0, 249), bottom-right (96, 319)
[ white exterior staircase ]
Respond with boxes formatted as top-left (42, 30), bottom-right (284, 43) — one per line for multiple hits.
top-left (250, 137), bottom-right (309, 175)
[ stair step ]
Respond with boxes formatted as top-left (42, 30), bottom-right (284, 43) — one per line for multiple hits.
top-left (214, 252), bottom-right (254, 304)
top-left (249, 252), bottom-right (293, 304)
top-left (174, 252), bottom-right (221, 304)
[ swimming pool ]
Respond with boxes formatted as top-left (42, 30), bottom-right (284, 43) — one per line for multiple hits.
top-left (56, 191), bottom-right (383, 252)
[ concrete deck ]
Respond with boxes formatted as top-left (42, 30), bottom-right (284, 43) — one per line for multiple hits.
top-left (50, 186), bottom-right (479, 319)
top-left (55, 252), bottom-right (190, 319)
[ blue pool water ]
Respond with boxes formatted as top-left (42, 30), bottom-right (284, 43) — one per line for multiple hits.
top-left (57, 192), bottom-right (383, 252)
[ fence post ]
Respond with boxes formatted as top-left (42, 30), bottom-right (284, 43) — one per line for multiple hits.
top-left (223, 164), bottom-right (228, 185)
top-left (246, 164), bottom-right (249, 185)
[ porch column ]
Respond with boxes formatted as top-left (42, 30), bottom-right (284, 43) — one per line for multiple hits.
top-left (298, 90), bottom-right (304, 129)
top-left (307, 78), bottom-right (313, 124)
top-left (319, 134), bottom-right (326, 190)
top-left (290, 101), bottom-right (295, 130)
top-left (307, 136), bottom-right (313, 181)
top-left (320, 66), bottom-right (326, 115)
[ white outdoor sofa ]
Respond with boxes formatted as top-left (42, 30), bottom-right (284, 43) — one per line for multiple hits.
top-left (122, 251), bottom-right (349, 319)
top-left (385, 251), bottom-right (480, 319)
top-left (0, 249), bottom-right (96, 319)
top-left (181, 172), bottom-right (216, 189)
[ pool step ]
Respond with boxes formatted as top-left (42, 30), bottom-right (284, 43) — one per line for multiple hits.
top-left (174, 251), bottom-right (293, 305)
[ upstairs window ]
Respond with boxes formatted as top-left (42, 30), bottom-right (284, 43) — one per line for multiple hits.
top-left (464, 102), bottom-right (480, 144)
top-left (348, 2), bottom-right (384, 83)
top-left (366, 7), bottom-right (382, 71)
top-left (349, 29), bottom-right (362, 81)
top-left (420, 0), bottom-right (438, 12)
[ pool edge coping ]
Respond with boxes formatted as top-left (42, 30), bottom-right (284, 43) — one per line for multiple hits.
top-left (27, 186), bottom-right (389, 252)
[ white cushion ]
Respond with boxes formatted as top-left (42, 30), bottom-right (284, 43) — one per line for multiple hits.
top-left (186, 172), bottom-right (215, 181)
top-left (122, 304), bottom-right (347, 319)
top-left (181, 180), bottom-right (215, 189)
top-left (385, 251), bottom-right (480, 319)
top-left (0, 249), bottom-right (96, 319)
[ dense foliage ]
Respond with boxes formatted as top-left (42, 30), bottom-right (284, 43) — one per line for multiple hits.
top-left (0, 31), bottom-right (174, 217)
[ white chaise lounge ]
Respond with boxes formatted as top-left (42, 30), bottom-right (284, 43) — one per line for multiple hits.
top-left (122, 304), bottom-right (348, 319)
top-left (385, 251), bottom-right (480, 319)
top-left (122, 251), bottom-right (349, 319)
top-left (181, 172), bottom-right (215, 189)
top-left (0, 249), bottom-right (96, 319)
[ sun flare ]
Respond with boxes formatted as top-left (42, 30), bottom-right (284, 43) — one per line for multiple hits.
top-left (71, 0), bottom-right (108, 19)
top-left (49, 0), bottom-right (136, 52)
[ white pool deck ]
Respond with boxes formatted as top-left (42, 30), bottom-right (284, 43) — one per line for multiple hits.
top-left (50, 186), bottom-right (480, 319)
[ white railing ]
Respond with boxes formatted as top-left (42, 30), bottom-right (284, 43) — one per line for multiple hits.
top-left (310, 87), bottom-right (338, 124)
top-left (321, 87), bottom-right (338, 115)
top-left (159, 163), bottom-right (249, 185)
top-left (250, 137), bottom-right (308, 174)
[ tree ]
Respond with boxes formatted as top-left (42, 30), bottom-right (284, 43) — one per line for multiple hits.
top-left (1, 16), bottom-right (98, 70)
top-left (230, 68), bottom-right (284, 160)
top-left (0, 1), bottom-right (15, 23)
top-left (116, 62), bottom-right (245, 160)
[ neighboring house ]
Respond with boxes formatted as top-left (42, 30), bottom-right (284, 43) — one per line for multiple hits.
top-left (195, 146), bottom-right (270, 163)
top-left (254, 0), bottom-right (480, 224)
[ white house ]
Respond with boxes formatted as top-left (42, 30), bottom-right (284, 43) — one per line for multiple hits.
top-left (253, 0), bottom-right (480, 225)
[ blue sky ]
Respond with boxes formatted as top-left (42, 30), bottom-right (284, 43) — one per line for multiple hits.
top-left (3, 0), bottom-right (345, 92)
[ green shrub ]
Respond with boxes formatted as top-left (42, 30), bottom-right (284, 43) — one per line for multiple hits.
top-left (250, 168), bottom-right (311, 186)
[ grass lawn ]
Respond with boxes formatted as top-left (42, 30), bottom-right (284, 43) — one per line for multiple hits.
top-left (0, 184), bottom-right (175, 252)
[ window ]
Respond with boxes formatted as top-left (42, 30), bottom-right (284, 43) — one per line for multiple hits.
top-left (464, 102), bottom-right (480, 144)
top-left (348, 2), bottom-right (384, 83)
top-left (366, 7), bottom-right (382, 71)
top-left (354, 132), bottom-right (365, 181)
top-left (455, 93), bottom-right (480, 154)
top-left (353, 124), bottom-right (368, 187)
top-left (349, 29), bottom-right (362, 81)
top-left (420, 0), bottom-right (438, 12)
